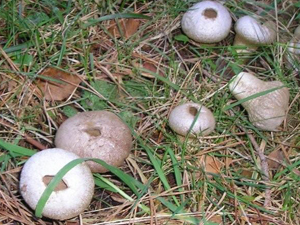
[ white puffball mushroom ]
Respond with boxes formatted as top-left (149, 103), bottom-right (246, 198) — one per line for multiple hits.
top-left (55, 111), bottom-right (132, 173)
top-left (19, 148), bottom-right (94, 220)
top-left (181, 0), bottom-right (232, 43)
top-left (229, 72), bottom-right (290, 131)
top-left (234, 16), bottom-right (276, 52)
top-left (285, 25), bottom-right (300, 71)
top-left (169, 103), bottom-right (216, 137)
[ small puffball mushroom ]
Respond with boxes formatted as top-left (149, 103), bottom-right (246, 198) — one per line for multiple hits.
top-left (285, 25), bottom-right (300, 71)
top-left (181, 1), bottom-right (232, 43)
top-left (229, 72), bottom-right (289, 131)
top-left (19, 148), bottom-right (94, 220)
top-left (234, 16), bottom-right (276, 53)
top-left (169, 103), bottom-right (216, 137)
top-left (55, 111), bottom-right (132, 173)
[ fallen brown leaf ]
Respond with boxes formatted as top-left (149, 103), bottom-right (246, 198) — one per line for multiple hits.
top-left (241, 168), bottom-right (253, 179)
top-left (35, 67), bottom-right (81, 101)
top-left (132, 61), bottom-right (165, 78)
top-left (202, 155), bottom-right (223, 177)
top-left (108, 19), bottom-right (141, 39)
top-left (66, 222), bottom-right (79, 225)
top-left (267, 149), bottom-right (284, 170)
top-left (110, 192), bottom-right (127, 203)
top-left (209, 214), bottom-right (222, 224)
top-left (90, 38), bottom-right (114, 57)
top-left (0, 75), bottom-right (18, 92)
top-left (205, 156), bottom-right (223, 174)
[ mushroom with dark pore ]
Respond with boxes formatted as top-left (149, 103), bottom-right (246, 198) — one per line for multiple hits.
top-left (19, 148), bottom-right (94, 220)
top-left (181, 0), bottom-right (232, 43)
top-left (55, 111), bottom-right (132, 173)
top-left (168, 102), bottom-right (216, 137)
top-left (229, 72), bottom-right (290, 131)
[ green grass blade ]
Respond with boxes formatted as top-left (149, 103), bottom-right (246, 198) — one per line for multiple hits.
top-left (94, 174), bottom-right (150, 213)
top-left (3, 41), bottom-right (34, 53)
top-left (143, 145), bottom-right (180, 206)
top-left (140, 68), bottom-right (181, 91)
top-left (143, 146), bottom-right (171, 190)
top-left (166, 148), bottom-right (184, 200)
top-left (0, 139), bottom-right (36, 156)
top-left (157, 197), bottom-right (200, 224)
top-left (208, 178), bottom-right (274, 214)
top-left (274, 160), bottom-right (300, 180)
top-left (224, 86), bottom-right (285, 111)
top-left (91, 158), bottom-right (145, 194)
top-left (93, 174), bottom-right (118, 192)
top-left (123, 120), bottom-right (180, 206)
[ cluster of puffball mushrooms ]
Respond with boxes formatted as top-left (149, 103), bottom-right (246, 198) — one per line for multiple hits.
top-left (20, 111), bottom-right (133, 220)
top-left (19, 0), bottom-right (296, 221)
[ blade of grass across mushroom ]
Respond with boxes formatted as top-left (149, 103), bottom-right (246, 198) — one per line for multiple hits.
top-left (82, 13), bottom-right (151, 28)
top-left (224, 85), bottom-right (287, 111)
top-left (94, 172), bottom-right (150, 198)
top-left (35, 157), bottom-right (149, 218)
top-left (93, 173), bottom-right (150, 213)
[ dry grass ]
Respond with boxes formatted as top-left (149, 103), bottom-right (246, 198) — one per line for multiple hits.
top-left (0, 0), bottom-right (300, 224)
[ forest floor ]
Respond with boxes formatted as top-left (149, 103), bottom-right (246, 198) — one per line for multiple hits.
top-left (0, 0), bottom-right (300, 224)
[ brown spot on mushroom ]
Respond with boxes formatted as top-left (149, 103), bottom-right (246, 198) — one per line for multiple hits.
top-left (189, 106), bottom-right (198, 116)
top-left (84, 128), bottom-right (102, 137)
top-left (43, 175), bottom-right (68, 191)
top-left (203, 8), bottom-right (218, 19)
top-left (21, 184), bottom-right (27, 192)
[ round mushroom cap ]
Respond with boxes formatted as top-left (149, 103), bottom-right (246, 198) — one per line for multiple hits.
top-left (19, 148), bottom-right (94, 220)
top-left (55, 111), bottom-right (132, 173)
top-left (168, 103), bottom-right (216, 137)
top-left (288, 42), bottom-right (300, 55)
top-left (288, 25), bottom-right (300, 55)
top-left (294, 25), bottom-right (300, 37)
top-left (234, 16), bottom-right (276, 44)
top-left (181, 0), bottom-right (232, 43)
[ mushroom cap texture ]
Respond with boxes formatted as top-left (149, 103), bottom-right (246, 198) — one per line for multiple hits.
top-left (19, 148), bottom-right (94, 220)
top-left (288, 25), bottom-right (300, 55)
top-left (181, 0), bottom-right (232, 43)
top-left (286, 25), bottom-right (300, 70)
top-left (169, 102), bottom-right (215, 137)
top-left (229, 72), bottom-right (289, 131)
top-left (234, 16), bottom-right (276, 44)
top-left (55, 111), bottom-right (132, 173)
